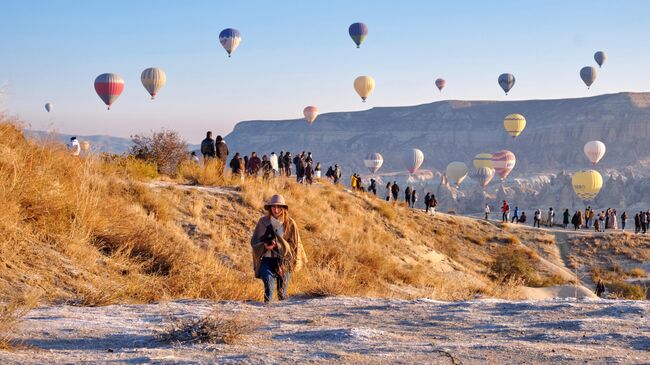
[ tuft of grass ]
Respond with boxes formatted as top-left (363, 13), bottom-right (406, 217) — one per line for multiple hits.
top-left (374, 202), bottom-right (397, 220)
top-left (158, 309), bottom-right (257, 345)
top-left (627, 267), bottom-right (647, 278)
top-left (606, 281), bottom-right (647, 300)
top-left (177, 159), bottom-right (229, 186)
top-left (0, 292), bottom-right (39, 350)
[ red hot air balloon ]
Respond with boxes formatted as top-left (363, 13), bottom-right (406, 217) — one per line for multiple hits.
top-left (94, 73), bottom-right (124, 110)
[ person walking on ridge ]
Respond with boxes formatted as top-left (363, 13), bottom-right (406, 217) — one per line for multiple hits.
top-left (484, 204), bottom-right (490, 220)
top-left (563, 209), bottom-right (570, 229)
top-left (250, 195), bottom-right (307, 303)
top-left (547, 207), bottom-right (555, 227)
top-left (405, 186), bottom-right (412, 207)
top-left (511, 206), bottom-right (520, 223)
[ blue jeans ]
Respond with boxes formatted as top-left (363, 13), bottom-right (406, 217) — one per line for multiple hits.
top-left (260, 258), bottom-right (291, 303)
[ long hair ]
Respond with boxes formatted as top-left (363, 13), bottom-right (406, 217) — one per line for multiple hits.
top-left (265, 205), bottom-right (290, 231)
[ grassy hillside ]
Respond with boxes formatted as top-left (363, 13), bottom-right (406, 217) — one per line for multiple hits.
top-left (1, 119), bottom-right (579, 305)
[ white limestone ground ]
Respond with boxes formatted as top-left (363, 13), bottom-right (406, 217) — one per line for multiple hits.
top-left (2, 297), bottom-right (648, 364)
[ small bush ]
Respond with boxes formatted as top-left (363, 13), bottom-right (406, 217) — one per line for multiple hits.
top-left (130, 129), bottom-right (188, 176)
top-left (159, 310), bottom-right (257, 345)
top-left (101, 154), bottom-right (159, 180)
top-left (607, 281), bottom-right (647, 300)
top-left (491, 246), bottom-right (538, 284)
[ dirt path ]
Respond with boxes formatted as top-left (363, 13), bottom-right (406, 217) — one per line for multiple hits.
top-left (2, 297), bottom-right (647, 364)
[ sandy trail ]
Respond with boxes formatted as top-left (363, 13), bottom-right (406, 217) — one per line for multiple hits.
top-left (2, 297), bottom-right (648, 364)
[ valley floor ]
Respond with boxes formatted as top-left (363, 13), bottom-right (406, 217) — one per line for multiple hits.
top-left (2, 297), bottom-right (648, 364)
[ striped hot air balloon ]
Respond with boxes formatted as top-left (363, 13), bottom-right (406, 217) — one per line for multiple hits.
top-left (471, 167), bottom-right (495, 188)
top-left (303, 106), bottom-right (319, 124)
top-left (503, 114), bottom-right (526, 138)
top-left (406, 148), bottom-right (424, 174)
top-left (572, 170), bottom-right (603, 203)
top-left (473, 153), bottom-right (493, 169)
top-left (141, 67), bottom-right (166, 100)
top-left (348, 22), bottom-right (368, 48)
top-left (435, 78), bottom-right (446, 92)
top-left (492, 150), bottom-right (516, 180)
top-left (498, 73), bottom-right (515, 95)
top-left (94, 73), bottom-right (124, 110)
top-left (219, 28), bottom-right (241, 57)
top-left (364, 152), bottom-right (383, 174)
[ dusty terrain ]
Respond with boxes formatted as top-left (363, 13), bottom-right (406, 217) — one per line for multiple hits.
top-left (2, 297), bottom-right (648, 364)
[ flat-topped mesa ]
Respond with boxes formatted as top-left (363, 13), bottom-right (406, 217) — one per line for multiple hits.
top-left (226, 92), bottom-right (650, 175)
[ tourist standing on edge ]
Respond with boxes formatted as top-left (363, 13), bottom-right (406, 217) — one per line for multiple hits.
top-left (200, 131), bottom-right (216, 162)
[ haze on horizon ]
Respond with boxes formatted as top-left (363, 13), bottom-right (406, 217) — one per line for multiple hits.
top-left (1, 0), bottom-right (649, 143)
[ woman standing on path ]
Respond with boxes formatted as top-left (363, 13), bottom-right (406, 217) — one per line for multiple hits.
top-left (563, 209), bottom-right (570, 229)
top-left (250, 195), bottom-right (307, 303)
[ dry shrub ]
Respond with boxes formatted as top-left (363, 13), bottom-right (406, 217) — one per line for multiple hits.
top-left (177, 159), bottom-right (228, 186)
top-left (159, 309), bottom-right (257, 345)
top-left (491, 245), bottom-right (538, 284)
top-left (606, 281), bottom-right (647, 300)
top-left (628, 267), bottom-right (647, 278)
top-left (130, 129), bottom-right (188, 176)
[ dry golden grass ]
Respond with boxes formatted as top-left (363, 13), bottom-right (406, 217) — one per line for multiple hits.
top-left (0, 118), bottom-right (572, 305)
top-left (177, 159), bottom-right (230, 186)
top-left (0, 292), bottom-right (39, 350)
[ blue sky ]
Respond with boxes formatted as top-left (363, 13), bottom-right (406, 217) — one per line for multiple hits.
top-left (1, 0), bottom-right (648, 142)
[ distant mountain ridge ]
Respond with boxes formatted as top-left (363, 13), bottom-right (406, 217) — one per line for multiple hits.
top-left (225, 92), bottom-right (650, 177)
top-left (25, 130), bottom-right (201, 155)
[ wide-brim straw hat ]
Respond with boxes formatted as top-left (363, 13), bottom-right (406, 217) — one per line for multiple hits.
top-left (264, 194), bottom-right (288, 210)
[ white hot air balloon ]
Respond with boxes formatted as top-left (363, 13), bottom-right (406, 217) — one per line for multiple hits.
top-left (584, 141), bottom-right (606, 165)
top-left (303, 106), bottom-right (318, 124)
top-left (45, 103), bottom-right (53, 112)
top-left (446, 161), bottom-right (468, 188)
top-left (406, 148), bottom-right (424, 174)
top-left (364, 153), bottom-right (383, 174)
top-left (140, 67), bottom-right (167, 99)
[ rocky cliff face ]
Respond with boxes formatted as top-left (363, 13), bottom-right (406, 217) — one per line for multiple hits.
top-left (226, 92), bottom-right (650, 212)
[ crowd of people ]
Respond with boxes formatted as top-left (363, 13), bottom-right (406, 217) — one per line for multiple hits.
top-left (487, 200), bottom-right (649, 234)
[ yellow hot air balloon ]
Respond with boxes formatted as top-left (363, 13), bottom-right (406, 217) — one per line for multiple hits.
top-left (446, 161), bottom-right (468, 188)
top-left (80, 141), bottom-right (90, 152)
top-left (503, 114), bottom-right (526, 138)
top-left (572, 170), bottom-right (603, 203)
top-left (473, 153), bottom-right (493, 169)
top-left (354, 76), bottom-right (375, 102)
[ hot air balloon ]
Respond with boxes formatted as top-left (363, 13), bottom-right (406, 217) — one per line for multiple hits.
top-left (303, 106), bottom-right (319, 124)
top-left (435, 78), bottom-right (446, 92)
top-left (219, 28), bottom-right (241, 57)
top-left (364, 152), bottom-right (383, 174)
top-left (572, 170), bottom-right (603, 203)
top-left (45, 103), bottom-right (52, 113)
top-left (580, 66), bottom-right (597, 89)
top-left (584, 141), bottom-right (606, 165)
top-left (594, 51), bottom-right (607, 68)
top-left (492, 150), bottom-right (516, 180)
top-left (348, 22), bottom-right (368, 48)
top-left (94, 73), bottom-right (124, 110)
top-left (80, 141), bottom-right (90, 152)
top-left (498, 73), bottom-right (515, 95)
top-left (471, 166), bottom-right (495, 188)
top-left (354, 76), bottom-right (375, 102)
top-left (446, 162), bottom-right (468, 188)
top-left (503, 114), bottom-right (526, 138)
top-left (406, 148), bottom-right (424, 174)
top-left (141, 67), bottom-right (166, 100)
top-left (473, 153), bottom-right (493, 169)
